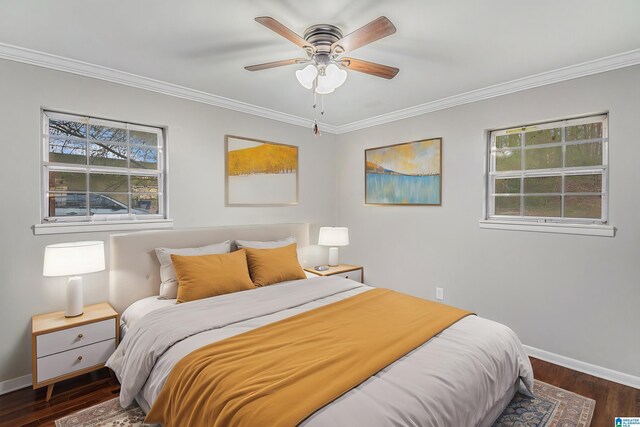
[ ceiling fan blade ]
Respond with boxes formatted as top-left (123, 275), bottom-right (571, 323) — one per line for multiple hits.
top-left (340, 58), bottom-right (399, 79)
top-left (255, 17), bottom-right (315, 52)
top-left (244, 58), bottom-right (308, 71)
top-left (331, 16), bottom-right (396, 54)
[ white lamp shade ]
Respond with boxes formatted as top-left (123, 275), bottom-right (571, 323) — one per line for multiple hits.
top-left (296, 64), bottom-right (318, 89)
top-left (318, 227), bottom-right (349, 247)
top-left (315, 75), bottom-right (335, 95)
top-left (43, 241), bottom-right (105, 277)
top-left (315, 64), bottom-right (348, 94)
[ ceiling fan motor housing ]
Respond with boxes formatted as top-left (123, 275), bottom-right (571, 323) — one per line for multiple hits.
top-left (303, 24), bottom-right (343, 54)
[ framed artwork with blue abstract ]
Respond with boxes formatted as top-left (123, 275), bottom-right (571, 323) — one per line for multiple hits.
top-left (365, 138), bottom-right (442, 206)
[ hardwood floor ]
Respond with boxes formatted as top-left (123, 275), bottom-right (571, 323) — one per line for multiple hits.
top-left (0, 359), bottom-right (637, 426)
top-left (0, 369), bottom-right (119, 427)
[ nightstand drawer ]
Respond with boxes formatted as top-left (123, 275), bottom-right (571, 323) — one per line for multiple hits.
top-left (36, 339), bottom-right (116, 383)
top-left (335, 269), bottom-right (362, 283)
top-left (36, 318), bottom-right (116, 358)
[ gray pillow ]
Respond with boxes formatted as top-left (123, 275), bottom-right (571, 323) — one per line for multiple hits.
top-left (155, 241), bottom-right (231, 299)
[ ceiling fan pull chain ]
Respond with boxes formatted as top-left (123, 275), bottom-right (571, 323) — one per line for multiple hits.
top-left (313, 90), bottom-right (317, 109)
top-left (321, 94), bottom-right (324, 115)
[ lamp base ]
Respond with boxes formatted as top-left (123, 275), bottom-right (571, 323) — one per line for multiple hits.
top-left (328, 247), bottom-right (339, 267)
top-left (65, 276), bottom-right (84, 318)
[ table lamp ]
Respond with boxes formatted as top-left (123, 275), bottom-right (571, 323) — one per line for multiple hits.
top-left (43, 241), bottom-right (105, 318)
top-left (318, 227), bottom-right (349, 267)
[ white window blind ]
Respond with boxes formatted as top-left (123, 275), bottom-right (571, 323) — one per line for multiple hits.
top-left (486, 114), bottom-right (608, 225)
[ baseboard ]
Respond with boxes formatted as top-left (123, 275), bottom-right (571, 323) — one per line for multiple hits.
top-left (524, 345), bottom-right (640, 389)
top-left (0, 374), bottom-right (31, 395)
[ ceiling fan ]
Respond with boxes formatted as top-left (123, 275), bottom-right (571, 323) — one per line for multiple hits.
top-left (245, 16), bottom-right (399, 96)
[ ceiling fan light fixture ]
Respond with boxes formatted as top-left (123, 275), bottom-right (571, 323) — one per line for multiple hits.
top-left (315, 64), bottom-right (348, 94)
top-left (326, 63), bottom-right (348, 89)
top-left (315, 76), bottom-right (335, 94)
top-left (295, 64), bottom-right (318, 89)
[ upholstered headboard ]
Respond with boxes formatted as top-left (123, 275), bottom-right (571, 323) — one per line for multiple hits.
top-left (109, 223), bottom-right (310, 313)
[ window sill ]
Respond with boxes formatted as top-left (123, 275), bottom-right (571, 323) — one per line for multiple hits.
top-left (33, 219), bottom-right (174, 235)
top-left (478, 220), bottom-right (615, 237)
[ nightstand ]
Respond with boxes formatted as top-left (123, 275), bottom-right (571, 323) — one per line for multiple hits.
top-left (304, 264), bottom-right (364, 283)
top-left (31, 302), bottom-right (119, 402)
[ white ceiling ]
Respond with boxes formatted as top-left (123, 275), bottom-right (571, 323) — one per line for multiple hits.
top-left (0, 0), bottom-right (639, 126)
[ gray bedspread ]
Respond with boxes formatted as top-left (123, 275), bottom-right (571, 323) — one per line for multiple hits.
top-left (107, 277), bottom-right (533, 426)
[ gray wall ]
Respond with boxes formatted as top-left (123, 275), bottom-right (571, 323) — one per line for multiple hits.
top-left (1, 56), bottom-right (638, 384)
top-left (0, 59), bottom-right (337, 382)
top-left (335, 65), bottom-right (640, 377)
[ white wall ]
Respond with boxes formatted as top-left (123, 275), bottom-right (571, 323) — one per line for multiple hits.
top-left (0, 59), bottom-right (337, 382)
top-left (335, 65), bottom-right (640, 377)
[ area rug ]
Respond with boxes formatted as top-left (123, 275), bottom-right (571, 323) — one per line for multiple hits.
top-left (55, 379), bottom-right (595, 427)
top-left (493, 380), bottom-right (595, 427)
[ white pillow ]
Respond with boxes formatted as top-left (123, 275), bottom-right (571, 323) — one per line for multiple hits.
top-left (235, 236), bottom-right (296, 249)
top-left (154, 241), bottom-right (231, 299)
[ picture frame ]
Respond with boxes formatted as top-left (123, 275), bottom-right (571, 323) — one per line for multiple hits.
top-left (225, 135), bottom-right (299, 206)
top-left (365, 138), bottom-right (442, 206)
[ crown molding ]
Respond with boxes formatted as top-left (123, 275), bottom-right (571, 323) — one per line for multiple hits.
top-left (0, 42), bottom-right (338, 134)
top-left (333, 48), bottom-right (640, 134)
top-left (1, 42), bottom-right (638, 136)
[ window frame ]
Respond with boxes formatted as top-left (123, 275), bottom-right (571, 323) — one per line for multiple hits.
top-left (40, 110), bottom-right (169, 229)
top-left (483, 113), bottom-right (611, 233)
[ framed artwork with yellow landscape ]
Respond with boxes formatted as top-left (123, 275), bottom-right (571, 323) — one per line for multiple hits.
top-left (365, 138), bottom-right (442, 206)
top-left (225, 135), bottom-right (298, 206)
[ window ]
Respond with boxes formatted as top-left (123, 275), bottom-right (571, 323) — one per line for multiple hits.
top-left (486, 114), bottom-right (608, 226)
top-left (42, 111), bottom-right (166, 224)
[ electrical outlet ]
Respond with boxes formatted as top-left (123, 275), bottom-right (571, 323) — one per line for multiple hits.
top-left (436, 287), bottom-right (444, 301)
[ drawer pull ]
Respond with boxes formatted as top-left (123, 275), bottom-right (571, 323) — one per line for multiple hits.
top-left (77, 334), bottom-right (84, 339)
top-left (77, 356), bottom-right (83, 361)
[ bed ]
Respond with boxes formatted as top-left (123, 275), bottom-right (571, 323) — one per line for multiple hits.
top-left (107, 223), bottom-right (533, 427)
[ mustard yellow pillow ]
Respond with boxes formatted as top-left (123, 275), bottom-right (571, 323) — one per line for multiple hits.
top-left (171, 249), bottom-right (255, 303)
top-left (244, 243), bottom-right (306, 287)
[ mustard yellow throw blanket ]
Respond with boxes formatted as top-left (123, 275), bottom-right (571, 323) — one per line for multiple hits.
top-left (145, 288), bottom-right (472, 426)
